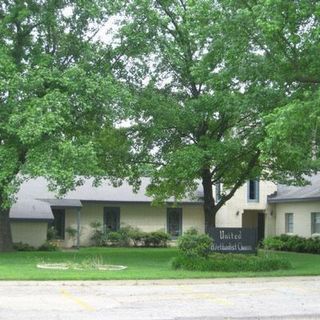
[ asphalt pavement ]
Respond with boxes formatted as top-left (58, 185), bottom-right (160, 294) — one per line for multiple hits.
top-left (0, 277), bottom-right (320, 319)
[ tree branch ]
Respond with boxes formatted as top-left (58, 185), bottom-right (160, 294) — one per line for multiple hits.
top-left (212, 150), bottom-right (261, 214)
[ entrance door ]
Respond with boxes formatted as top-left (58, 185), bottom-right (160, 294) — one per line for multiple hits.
top-left (104, 207), bottom-right (120, 231)
top-left (257, 212), bottom-right (265, 243)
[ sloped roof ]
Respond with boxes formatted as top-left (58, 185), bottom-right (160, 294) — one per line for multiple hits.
top-left (10, 199), bottom-right (53, 221)
top-left (15, 177), bottom-right (203, 203)
top-left (10, 177), bottom-right (203, 221)
top-left (268, 174), bottom-right (320, 203)
top-left (41, 199), bottom-right (82, 208)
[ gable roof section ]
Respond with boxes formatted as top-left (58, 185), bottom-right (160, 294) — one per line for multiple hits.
top-left (10, 177), bottom-right (203, 221)
top-left (268, 174), bottom-right (320, 203)
top-left (15, 177), bottom-right (203, 204)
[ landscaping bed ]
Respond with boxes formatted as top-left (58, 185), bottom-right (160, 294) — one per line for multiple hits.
top-left (172, 252), bottom-right (291, 272)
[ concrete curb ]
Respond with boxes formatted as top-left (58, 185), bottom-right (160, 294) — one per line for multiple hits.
top-left (1, 275), bottom-right (320, 286)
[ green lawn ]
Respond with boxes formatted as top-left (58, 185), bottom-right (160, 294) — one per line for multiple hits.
top-left (0, 247), bottom-right (319, 280)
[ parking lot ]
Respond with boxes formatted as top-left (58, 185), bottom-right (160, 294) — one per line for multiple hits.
top-left (0, 277), bottom-right (320, 319)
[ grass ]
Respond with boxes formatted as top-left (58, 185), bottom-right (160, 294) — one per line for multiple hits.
top-left (0, 247), bottom-right (320, 280)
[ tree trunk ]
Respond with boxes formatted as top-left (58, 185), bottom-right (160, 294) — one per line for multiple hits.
top-left (0, 207), bottom-right (13, 252)
top-left (202, 168), bottom-right (216, 234)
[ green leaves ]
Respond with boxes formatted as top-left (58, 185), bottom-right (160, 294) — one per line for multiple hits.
top-left (1, 0), bottom-right (319, 211)
top-left (0, 0), bottom-right (122, 204)
top-left (260, 93), bottom-right (320, 183)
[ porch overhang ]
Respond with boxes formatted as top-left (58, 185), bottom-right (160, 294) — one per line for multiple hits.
top-left (39, 199), bottom-right (82, 208)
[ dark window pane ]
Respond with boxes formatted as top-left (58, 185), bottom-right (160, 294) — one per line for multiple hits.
top-left (167, 208), bottom-right (182, 238)
top-left (249, 180), bottom-right (256, 199)
top-left (49, 209), bottom-right (65, 239)
top-left (104, 207), bottom-right (120, 231)
top-left (248, 180), bottom-right (259, 201)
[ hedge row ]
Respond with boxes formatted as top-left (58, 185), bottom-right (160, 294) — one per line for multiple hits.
top-left (172, 253), bottom-right (291, 272)
top-left (262, 234), bottom-right (320, 254)
top-left (90, 223), bottom-right (170, 247)
top-left (13, 241), bottom-right (59, 251)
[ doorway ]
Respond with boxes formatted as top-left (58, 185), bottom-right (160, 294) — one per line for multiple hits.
top-left (242, 210), bottom-right (265, 242)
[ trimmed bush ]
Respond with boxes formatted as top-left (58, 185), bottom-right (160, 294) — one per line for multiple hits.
top-left (89, 223), bottom-right (170, 247)
top-left (106, 228), bottom-right (130, 247)
top-left (177, 228), bottom-right (213, 258)
top-left (106, 231), bottom-right (123, 246)
top-left (127, 228), bottom-right (146, 247)
top-left (90, 221), bottom-right (106, 246)
top-left (172, 253), bottom-right (292, 272)
top-left (262, 237), bottom-right (285, 251)
top-left (38, 241), bottom-right (59, 251)
top-left (144, 231), bottom-right (170, 247)
top-left (262, 235), bottom-right (320, 254)
top-left (47, 226), bottom-right (58, 240)
top-left (13, 242), bottom-right (36, 251)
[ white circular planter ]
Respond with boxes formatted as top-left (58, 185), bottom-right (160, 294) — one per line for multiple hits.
top-left (36, 263), bottom-right (127, 271)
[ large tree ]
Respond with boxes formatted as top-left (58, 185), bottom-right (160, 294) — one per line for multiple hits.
top-left (225, 0), bottom-right (320, 183)
top-left (0, 0), bottom-right (121, 251)
top-left (110, 0), bottom-right (286, 230)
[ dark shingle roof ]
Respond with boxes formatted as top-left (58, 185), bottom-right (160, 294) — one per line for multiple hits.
top-left (268, 174), bottom-right (320, 203)
top-left (15, 177), bottom-right (203, 203)
top-left (41, 199), bottom-right (82, 208)
top-left (10, 177), bottom-right (203, 220)
top-left (10, 199), bottom-right (53, 221)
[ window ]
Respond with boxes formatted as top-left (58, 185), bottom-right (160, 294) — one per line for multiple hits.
top-left (167, 208), bottom-right (182, 238)
top-left (311, 212), bottom-right (320, 234)
top-left (215, 182), bottom-right (222, 203)
top-left (104, 207), bottom-right (120, 231)
top-left (247, 179), bottom-right (259, 202)
top-left (49, 209), bottom-right (65, 239)
top-left (285, 213), bottom-right (294, 233)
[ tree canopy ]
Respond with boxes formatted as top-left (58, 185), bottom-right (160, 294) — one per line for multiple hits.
top-left (228, 0), bottom-right (320, 183)
top-left (1, 0), bottom-right (319, 250)
top-left (0, 0), bottom-right (122, 250)
top-left (108, 0), bottom-right (290, 229)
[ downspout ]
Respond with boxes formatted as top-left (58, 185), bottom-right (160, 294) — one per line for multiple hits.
top-left (76, 207), bottom-right (81, 249)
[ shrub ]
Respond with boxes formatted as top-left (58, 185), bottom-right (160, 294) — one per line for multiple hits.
top-left (89, 222), bottom-right (170, 247)
top-left (90, 221), bottom-right (106, 246)
top-left (47, 226), bottom-right (58, 240)
top-left (262, 237), bottom-right (285, 251)
top-left (106, 231), bottom-right (127, 246)
top-left (172, 255), bottom-right (215, 271)
top-left (177, 228), bottom-right (213, 258)
top-left (106, 231), bottom-right (121, 245)
top-left (66, 226), bottom-right (77, 238)
top-left (143, 231), bottom-right (170, 247)
top-left (13, 242), bottom-right (36, 251)
top-left (105, 227), bottom-right (132, 247)
top-left (126, 227), bottom-right (146, 247)
top-left (66, 226), bottom-right (78, 246)
top-left (172, 253), bottom-right (292, 272)
top-left (38, 241), bottom-right (59, 251)
top-left (117, 226), bottom-right (133, 246)
top-left (262, 235), bottom-right (320, 254)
